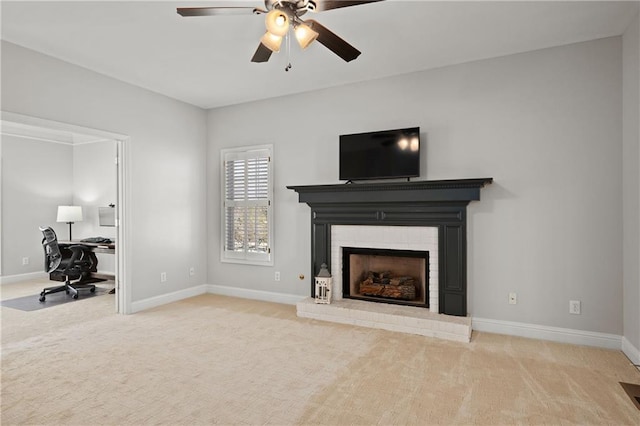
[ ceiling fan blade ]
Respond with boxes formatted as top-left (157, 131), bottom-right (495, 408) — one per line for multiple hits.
top-left (305, 19), bottom-right (361, 62)
top-left (313, 0), bottom-right (384, 12)
top-left (251, 43), bottom-right (273, 63)
top-left (177, 7), bottom-right (265, 17)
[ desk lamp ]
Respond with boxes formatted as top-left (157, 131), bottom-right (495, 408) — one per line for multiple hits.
top-left (57, 205), bottom-right (83, 240)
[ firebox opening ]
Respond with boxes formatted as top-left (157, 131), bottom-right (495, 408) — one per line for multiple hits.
top-left (342, 247), bottom-right (429, 308)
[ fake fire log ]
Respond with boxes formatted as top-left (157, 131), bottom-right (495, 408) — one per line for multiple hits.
top-left (359, 271), bottom-right (417, 300)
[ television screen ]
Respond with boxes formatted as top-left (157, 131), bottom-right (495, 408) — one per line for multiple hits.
top-left (339, 127), bottom-right (420, 181)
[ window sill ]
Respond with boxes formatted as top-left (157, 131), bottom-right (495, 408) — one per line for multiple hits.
top-left (220, 257), bottom-right (274, 267)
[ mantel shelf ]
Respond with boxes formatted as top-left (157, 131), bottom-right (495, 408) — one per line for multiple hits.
top-left (287, 178), bottom-right (493, 205)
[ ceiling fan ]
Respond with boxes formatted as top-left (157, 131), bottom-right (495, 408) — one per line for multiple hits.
top-left (177, 0), bottom-right (383, 64)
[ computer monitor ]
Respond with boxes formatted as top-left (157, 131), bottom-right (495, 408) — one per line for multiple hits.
top-left (98, 207), bottom-right (115, 227)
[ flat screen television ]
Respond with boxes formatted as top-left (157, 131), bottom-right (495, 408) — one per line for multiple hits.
top-left (339, 127), bottom-right (420, 181)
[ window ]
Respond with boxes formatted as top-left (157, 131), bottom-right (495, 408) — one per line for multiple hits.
top-left (221, 145), bottom-right (273, 265)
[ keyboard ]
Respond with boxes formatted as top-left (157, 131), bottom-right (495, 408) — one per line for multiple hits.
top-left (80, 237), bottom-right (112, 244)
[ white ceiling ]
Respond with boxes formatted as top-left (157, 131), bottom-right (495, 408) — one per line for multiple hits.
top-left (1, 1), bottom-right (638, 109)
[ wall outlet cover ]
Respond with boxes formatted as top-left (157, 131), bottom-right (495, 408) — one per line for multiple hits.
top-left (569, 300), bottom-right (581, 314)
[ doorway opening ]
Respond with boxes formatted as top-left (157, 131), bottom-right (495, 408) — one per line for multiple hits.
top-left (0, 111), bottom-right (129, 313)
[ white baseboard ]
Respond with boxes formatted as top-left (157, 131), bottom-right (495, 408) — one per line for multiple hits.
top-left (206, 284), bottom-right (305, 305)
top-left (130, 284), bottom-right (208, 313)
top-left (622, 337), bottom-right (640, 365)
top-left (472, 317), bottom-right (622, 350)
top-left (0, 271), bottom-right (48, 285)
top-left (129, 284), bottom-right (302, 314)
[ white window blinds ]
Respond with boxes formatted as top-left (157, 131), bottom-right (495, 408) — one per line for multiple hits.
top-left (221, 146), bottom-right (273, 265)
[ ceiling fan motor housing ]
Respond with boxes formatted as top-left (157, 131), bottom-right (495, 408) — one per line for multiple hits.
top-left (265, 0), bottom-right (314, 17)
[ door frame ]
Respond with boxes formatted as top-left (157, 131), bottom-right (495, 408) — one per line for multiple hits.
top-left (1, 111), bottom-right (131, 314)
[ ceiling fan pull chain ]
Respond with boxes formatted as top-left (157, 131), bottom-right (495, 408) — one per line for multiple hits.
top-left (285, 31), bottom-right (292, 72)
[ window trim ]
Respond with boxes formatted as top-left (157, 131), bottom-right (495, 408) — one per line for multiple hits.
top-left (220, 144), bottom-right (274, 266)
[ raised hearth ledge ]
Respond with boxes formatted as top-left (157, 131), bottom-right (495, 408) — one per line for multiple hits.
top-left (296, 297), bottom-right (472, 343)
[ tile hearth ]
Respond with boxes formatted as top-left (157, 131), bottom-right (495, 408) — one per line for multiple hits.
top-left (296, 297), bottom-right (471, 343)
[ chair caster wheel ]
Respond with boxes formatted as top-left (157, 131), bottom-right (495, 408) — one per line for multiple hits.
top-left (39, 296), bottom-right (46, 302)
top-left (90, 288), bottom-right (96, 293)
top-left (73, 294), bottom-right (79, 300)
top-left (40, 291), bottom-right (45, 296)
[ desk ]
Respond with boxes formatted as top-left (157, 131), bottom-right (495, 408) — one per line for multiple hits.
top-left (59, 240), bottom-right (116, 254)
top-left (54, 240), bottom-right (116, 281)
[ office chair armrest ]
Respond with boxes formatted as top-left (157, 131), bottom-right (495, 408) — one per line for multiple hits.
top-left (61, 245), bottom-right (96, 275)
top-left (68, 245), bottom-right (91, 264)
top-left (72, 244), bottom-right (98, 268)
top-left (68, 244), bottom-right (89, 253)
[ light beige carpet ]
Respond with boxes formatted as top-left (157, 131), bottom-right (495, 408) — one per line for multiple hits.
top-left (1, 279), bottom-right (639, 425)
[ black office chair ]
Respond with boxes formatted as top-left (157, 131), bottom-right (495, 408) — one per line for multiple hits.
top-left (38, 226), bottom-right (96, 302)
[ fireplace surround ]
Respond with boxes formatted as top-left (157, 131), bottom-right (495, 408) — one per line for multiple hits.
top-left (288, 178), bottom-right (492, 317)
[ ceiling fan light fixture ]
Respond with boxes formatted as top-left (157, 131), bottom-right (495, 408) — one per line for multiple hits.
top-left (260, 31), bottom-right (283, 52)
top-left (265, 9), bottom-right (290, 37)
top-left (294, 23), bottom-right (319, 49)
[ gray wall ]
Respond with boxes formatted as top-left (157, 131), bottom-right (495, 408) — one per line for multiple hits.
top-left (2, 30), bottom-right (634, 343)
top-left (73, 140), bottom-right (118, 274)
top-left (208, 37), bottom-right (624, 335)
top-left (0, 135), bottom-right (73, 275)
top-left (622, 14), bottom-right (640, 354)
top-left (1, 41), bottom-right (208, 303)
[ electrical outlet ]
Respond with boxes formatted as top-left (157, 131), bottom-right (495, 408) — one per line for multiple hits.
top-left (189, 267), bottom-right (195, 277)
top-left (160, 272), bottom-right (167, 283)
top-left (508, 292), bottom-right (517, 305)
top-left (22, 257), bottom-right (29, 266)
top-left (274, 271), bottom-right (281, 281)
top-left (569, 300), bottom-right (581, 314)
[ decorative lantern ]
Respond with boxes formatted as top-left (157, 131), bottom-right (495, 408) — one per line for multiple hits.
top-left (315, 263), bottom-right (332, 304)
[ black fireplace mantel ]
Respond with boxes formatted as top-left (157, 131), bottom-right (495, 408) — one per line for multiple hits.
top-left (287, 178), bottom-right (493, 317)
top-left (287, 178), bottom-right (493, 204)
